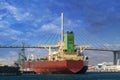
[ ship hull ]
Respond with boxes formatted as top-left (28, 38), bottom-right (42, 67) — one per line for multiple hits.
top-left (0, 66), bottom-right (20, 76)
top-left (23, 60), bottom-right (87, 74)
top-left (77, 66), bottom-right (88, 74)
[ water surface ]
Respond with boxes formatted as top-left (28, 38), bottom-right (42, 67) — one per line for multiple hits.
top-left (0, 72), bottom-right (120, 80)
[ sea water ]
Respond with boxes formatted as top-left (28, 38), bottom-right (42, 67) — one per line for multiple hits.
top-left (0, 72), bottom-right (120, 80)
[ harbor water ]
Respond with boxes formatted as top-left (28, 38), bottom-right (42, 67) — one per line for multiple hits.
top-left (0, 72), bottom-right (120, 80)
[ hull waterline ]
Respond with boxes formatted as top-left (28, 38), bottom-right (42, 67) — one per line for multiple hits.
top-left (23, 60), bottom-right (87, 74)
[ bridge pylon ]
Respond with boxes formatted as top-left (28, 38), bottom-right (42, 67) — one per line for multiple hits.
top-left (113, 51), bottom-right (120, 65)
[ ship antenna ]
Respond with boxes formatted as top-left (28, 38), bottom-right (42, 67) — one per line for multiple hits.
top-left (61, 12), bottom-right (64, 42)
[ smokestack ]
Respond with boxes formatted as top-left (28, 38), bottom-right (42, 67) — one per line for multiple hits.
top-left (61, 12), bottom-right (64, 42)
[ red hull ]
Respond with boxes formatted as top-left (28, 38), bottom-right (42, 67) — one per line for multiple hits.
top-left (23, 60), bottom-right (84, 74)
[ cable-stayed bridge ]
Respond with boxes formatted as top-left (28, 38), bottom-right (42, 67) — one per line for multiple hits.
top-left (0, 13), bottom-right (120, 65)
top-left (0, 43), bottom-right (120, 65)
top-left (0, 24), bottom-right (120, 65)
top-left (0, 27), bottom-right (120, 65)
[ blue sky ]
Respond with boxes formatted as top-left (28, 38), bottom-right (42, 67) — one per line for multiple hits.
top-left (0, 0), bottom-right (120, 65)
top-left (0, 0), bottom-right (120, 45)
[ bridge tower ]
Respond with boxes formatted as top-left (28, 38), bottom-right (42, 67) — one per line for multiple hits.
top-left (113, 51), bottom-right (120, 65)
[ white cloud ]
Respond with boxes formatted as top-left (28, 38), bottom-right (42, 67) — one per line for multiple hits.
top-left (36, 16), bottom-right (61, 34)
top-left (0, 21), bottom-right (9, 29)
top-left (40, 24), bottom-right (59, 31)
top-left (37, 16), bottom-right (82, 34)
top-left (0, 21), bottom-right (28, 45)
top-left (32, 14), bottom-right (57, 28)
top-left (0, 13), bottom-right (7, 20)
top-left (66, 19), bottom-right (79, 27)
top-left (0, 25), bottom-right (23, 40)
top-left (0, 1), bottom-right (33, 43)
top-left (26, 32), bottom-right (34, 37)
top-left (0, 1), bottom-right (82, 41)
top-left (0, 1), bottom-right (33, 21)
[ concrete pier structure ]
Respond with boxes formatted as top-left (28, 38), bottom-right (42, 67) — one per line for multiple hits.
top-left (113, 51), bottom-right (120, 65)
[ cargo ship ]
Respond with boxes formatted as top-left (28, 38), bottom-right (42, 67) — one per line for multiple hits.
top-left (19, 13), bottom-right (89, 74)
top-left (0, 65), bottom-right (20, 76)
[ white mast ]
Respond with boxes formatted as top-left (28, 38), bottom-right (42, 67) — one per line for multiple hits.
top-left (61, 12), bottom-right (64, 42)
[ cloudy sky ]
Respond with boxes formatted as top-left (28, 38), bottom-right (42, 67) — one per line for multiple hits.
top-left (0, 0), bottom-right (120, 65)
